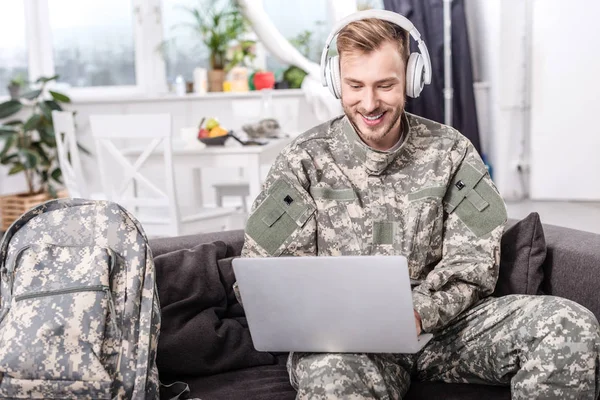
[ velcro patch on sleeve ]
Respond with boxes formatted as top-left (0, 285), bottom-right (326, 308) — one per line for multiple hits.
top-left (444, 163), bottom-right (507, 237)
top-left (245, 177), bottom-right (315, 256)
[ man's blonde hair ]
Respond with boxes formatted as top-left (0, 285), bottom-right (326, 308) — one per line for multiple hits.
top-left (336, 18), bottom-right (410, 64)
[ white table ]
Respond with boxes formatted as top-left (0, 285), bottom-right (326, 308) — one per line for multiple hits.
top-left (123, 137), bottom-right (293, 209)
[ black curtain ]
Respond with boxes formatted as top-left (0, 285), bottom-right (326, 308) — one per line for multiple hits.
top-left (383, 0), bottom-right (481, 154)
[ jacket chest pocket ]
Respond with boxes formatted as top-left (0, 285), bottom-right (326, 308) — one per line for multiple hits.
top-left (405, 188), bottom-right (445, 276)
top-left (311, 186), bottom-right (362, 256)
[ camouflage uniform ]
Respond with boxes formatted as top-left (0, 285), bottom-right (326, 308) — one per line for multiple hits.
top-left (238, 113), bottom-right (600, 399)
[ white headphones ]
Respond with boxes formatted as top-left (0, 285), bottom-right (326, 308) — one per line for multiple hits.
top-left (320, 9), bottom-right (432, 99)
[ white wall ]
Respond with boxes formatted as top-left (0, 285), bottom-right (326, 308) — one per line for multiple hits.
top-left (465, 0), bottom-right (531, 201)
top-left (529, 0), bottom-right (600, 200)
top-left (464, 0), bottom-right (501, 166)
top-left (467, 0), bottom-right (600, 201)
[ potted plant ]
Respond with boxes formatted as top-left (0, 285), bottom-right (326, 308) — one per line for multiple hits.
top-left (280, 22), bottom-right (324, 89)
top-left (7, 74), bottom-right (27, 100)
top-left (281, 30), bottom-right (312, 89)
top-left (0, 75), bottom-right (71, 230)
top-left (179, 0), bottom-right (254, 92)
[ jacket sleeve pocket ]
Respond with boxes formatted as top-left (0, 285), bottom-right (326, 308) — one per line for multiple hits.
top-left (444, 162), bottom-right (507, 237)
top-left (245, 177), bottom-right (315, 256)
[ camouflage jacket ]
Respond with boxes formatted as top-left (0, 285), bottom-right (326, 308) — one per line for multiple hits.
top-left (239, 113), bottom-right (507, 333)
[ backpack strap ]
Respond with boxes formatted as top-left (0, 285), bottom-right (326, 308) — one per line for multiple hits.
top-left (159, 381), bottom-right (199, 400)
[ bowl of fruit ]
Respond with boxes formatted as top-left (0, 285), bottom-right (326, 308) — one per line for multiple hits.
top-left (197, 117), bottom-right (230, 146)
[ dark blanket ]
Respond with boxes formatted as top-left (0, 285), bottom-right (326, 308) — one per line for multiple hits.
top-left (154, 240), bottom-right (276, 378)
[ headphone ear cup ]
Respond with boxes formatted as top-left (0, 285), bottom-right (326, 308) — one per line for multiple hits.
top-left (329, 55), bottom-right (342, 99)
top-left (406, 53), bottom-right (425, 98)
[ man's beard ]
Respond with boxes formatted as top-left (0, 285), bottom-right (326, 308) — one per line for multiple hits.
top-left (343, 103), bottom-right (403, 148)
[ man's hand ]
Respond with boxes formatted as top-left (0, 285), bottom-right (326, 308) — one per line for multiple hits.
top-left (414, 310), bottom-right (422, 336)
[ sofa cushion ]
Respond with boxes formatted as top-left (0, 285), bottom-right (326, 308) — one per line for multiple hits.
top-left (181, 355), bottom-right (511, 400)
top-left (184, 355), bottom-right (295, 400)
top-left (406, 382), bottom-right (510, 400)
top-left (154, 240), bottom-right (275, 378)
top-left (493, 212), bottom-right (546, 297)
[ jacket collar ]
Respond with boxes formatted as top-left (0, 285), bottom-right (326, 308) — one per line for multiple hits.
top-left (341, 113), bottom-right (411, 175)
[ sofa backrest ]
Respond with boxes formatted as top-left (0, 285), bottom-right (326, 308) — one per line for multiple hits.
top-left (540, 223), bottom-right (600, 321)
top-left (149, 224), bottom-right (600, 322)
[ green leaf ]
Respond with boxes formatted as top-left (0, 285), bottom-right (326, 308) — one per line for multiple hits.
top-left (23, 114), bottom-right (42, 131)
top-left (37, 123), bottom-right (56, 145)
top-left (19, 149), bottom-right (39, 169)
top-left (51, 167), bottom-right (62, 183)
top-left (35, 75), bottom-right (59, 84)
top-left (39, 130), bottom-right (56, 147)
top-left (39, 170), bottom-right (49, 191)
top-left (4, 120), bottom-right (23, 126)
top-left (31, 142), bottom-right (51, 166)
top-left (49, 90), bottom-right (71, 103)
top-left (0, 100), bottom-right (23, 119)
top-left (38, 102), bottom-right (52, 120)
top-left (1, 153), bottom-right (18, 165)
top-left (0, 125), bottom-right (19, 136)
top-left (20, 89), bottom-right (42, 100)
top-left (44, 100), bottom-right (62, 112)
top-left (8, 163), bottom-right (25, 175)
top-left (0, 135), bottom-right (16, 158)
top-left (48, 184), bottom-right (58, 199)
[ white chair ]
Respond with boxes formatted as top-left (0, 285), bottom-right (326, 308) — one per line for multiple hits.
top-left (89, 113), bottom-right (236, 237)
top-left (51, 110), bottom-right (92, 198)
top-left (213, 182), bottom-right (250, 213)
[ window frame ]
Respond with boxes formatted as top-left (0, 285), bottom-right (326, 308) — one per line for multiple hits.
top-left (20, 0), bottom-right (167, 101)
top-left (0, 3), bottom-right (31, 98)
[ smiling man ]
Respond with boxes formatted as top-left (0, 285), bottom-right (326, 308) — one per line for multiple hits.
top-left (341, 40), bottom-right (406, 151)
top-left (237, 11), bottom-right (600, 400)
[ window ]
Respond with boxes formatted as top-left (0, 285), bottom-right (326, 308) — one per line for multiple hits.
top-left (263, 0), bottom-right (331, 75)
top-left (4, 0), bottom-right (382, 99)
top-left (161, 0), bottom-right (211, 84)
top-left (47, 0), bottom-right (136, 88)
top-left (0, 3), bottom-right (28, 96)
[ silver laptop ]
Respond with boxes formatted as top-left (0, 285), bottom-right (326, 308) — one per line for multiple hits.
top-left (232, 255), bottom-right (434, 354)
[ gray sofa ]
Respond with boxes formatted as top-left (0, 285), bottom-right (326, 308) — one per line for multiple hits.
top-left (150, 219), bottom-right (600, 400)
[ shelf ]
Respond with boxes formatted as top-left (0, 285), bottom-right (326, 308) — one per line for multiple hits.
top-left (70, 88), bottom-right (305, 104)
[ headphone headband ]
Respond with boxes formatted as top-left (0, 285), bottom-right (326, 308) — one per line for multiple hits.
top-left (319, 9), bottom-right (432, 89)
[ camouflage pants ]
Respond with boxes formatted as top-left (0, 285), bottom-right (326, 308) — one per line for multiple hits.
top-left (288, 295), bottom-right (600, 399)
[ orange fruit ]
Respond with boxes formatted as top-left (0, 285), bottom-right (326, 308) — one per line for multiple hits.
top-left (209, 126), bottom-right (228, 137)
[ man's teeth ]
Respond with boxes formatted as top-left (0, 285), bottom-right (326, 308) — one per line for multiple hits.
top-left (364, 113), bottom-right (383, 121)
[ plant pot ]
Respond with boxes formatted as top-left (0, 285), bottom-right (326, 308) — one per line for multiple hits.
top-left (0, 190), bottom-right (68, 231)
top-left (253, 71), bottom-right (275, 90)
top-left (7, 85), bottom-right (20, 100)
top-left (208, 69), bottom-right (226, 92)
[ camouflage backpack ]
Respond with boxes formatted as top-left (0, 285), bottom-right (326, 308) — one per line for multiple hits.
top-left (0, 199), bottom-right (161, 399)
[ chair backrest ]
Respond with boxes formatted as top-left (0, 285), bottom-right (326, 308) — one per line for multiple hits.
top-left (88, 114), bottom-right (180, 236)
top-left (51, 110), bottom-right (89, 198)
